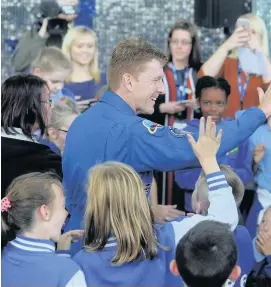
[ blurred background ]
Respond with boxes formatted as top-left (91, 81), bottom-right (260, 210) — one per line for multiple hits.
top-left (1, 0), bottom-right (271, 82)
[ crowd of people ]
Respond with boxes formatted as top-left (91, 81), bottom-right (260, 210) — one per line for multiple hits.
top-left (1, 2), bottom-right (271, 286)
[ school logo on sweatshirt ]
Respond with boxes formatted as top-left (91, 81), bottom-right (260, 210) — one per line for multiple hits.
top-left (169, 127), bottom-right (193, 137)
top-left (142, 120), bottom-right (163, 134)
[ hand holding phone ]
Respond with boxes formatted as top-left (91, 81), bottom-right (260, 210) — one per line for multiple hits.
top-left (236, 18), bottom-right (250, 31)
top-left (224, 18), bottom-right (251, 52)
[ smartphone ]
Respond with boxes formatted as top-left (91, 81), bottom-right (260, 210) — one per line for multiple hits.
top-left (236, 18), bottom-right (250, 30)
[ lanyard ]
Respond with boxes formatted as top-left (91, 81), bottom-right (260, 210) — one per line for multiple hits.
top-left (171, 64), bottom-right (190, 102)
top-left (238, 63), bottom-right (250, 103)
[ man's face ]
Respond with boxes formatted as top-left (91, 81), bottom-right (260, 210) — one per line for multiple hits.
top-left (199, 88), bottom-right (227, 123)
top-left (131, 59), bottom-right (165, 115)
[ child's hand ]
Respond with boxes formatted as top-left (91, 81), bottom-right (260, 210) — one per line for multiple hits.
top-left (254, 144), bottom-right (265, 164)
top-left (187, 116), bottom-right (222, 162)
top-left (57, 229), bottom-right (84, 251)
top-left (256, 230), bottom-right (271, 256)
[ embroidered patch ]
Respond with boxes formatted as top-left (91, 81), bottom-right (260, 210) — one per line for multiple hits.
top-left (228, 147), bottom-right (239, 154)
top-left (142, 120), bottom-right (163, 134)
top-left (169, 127), bottom-right (193, 137)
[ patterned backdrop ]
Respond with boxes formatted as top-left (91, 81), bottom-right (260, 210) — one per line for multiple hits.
top-left (1, 0), bottom-right (271, 82)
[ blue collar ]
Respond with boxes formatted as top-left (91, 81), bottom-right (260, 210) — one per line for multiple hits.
top-left (100, 90), bottom-right (136, 116)
top-left (9, 234), bottom-right (55, 253)
top-left (105, 236), bottom-right (117, 248)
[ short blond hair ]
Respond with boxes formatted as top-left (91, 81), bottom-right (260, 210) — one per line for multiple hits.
top-left (107, 37), bottom-right (168, 91)
top-left (31, 47), bottom-right (71, 73)
top-left (229, 13), bottom-right (270, 59)
top-left (84, 162), bottom-right (162, 265)
top-left (62, 26), bottom-right (100, 83)
top-left (194, 165), bottom-right (245, 208)
top-left (46, 96), bottom-right (79, 133)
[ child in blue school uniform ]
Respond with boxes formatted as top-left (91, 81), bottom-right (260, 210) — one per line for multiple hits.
top-left (73, 117), bottom-right (239, 286)
top-left (246, 120), bottom-right (271, 240)
top-left (191, 165), bottom-right (255, 287)
top-left (1, 172), bottom-right (86, 287)
top-left (174, 76), bottom-right (253, 212)
top-left (170, 221), bottom-right (241, 287)
top-left (246, 206), bottom-right (271, 287)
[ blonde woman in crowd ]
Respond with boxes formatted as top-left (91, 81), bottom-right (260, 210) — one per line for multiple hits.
top-left (62, 26), bottom-right (107, 111)
top-left (199, 13), bottom-right (271, 119)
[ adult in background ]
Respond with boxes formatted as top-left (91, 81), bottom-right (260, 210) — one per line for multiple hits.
top-left (199, 13), bottom-right (271, 119)
top-left (12, 0), bottom-right (78, 73)
top-left (141, 20), bottom-right (202, 206)
top-left (62, 26), bottom-right (107, 112)
top-left (63, 37), bottom-right (271, 251)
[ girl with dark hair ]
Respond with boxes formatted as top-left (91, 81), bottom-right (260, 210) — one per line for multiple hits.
top-left (174, 76), bottom-right (253, 213)
top-left (1, 74), bottom-right (62, 198)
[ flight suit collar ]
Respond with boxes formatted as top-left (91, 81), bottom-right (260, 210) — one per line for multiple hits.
top-left (101, 90), bottom-right (136, 116)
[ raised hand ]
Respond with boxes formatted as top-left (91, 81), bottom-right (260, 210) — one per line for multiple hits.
top-left (258, 85), bottom-right (271, 128)
top-left (224, 27), bottom-right (250, 52)
top-left (258, 84), bottom-right (271, 119)
top-left (187, 116), bottom-right (222, 162)
top-left (256, 230), bottom-right (271, 256)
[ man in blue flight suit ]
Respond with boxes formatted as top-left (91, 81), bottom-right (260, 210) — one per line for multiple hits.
top-left (63, 37), bottom-right (271, 248)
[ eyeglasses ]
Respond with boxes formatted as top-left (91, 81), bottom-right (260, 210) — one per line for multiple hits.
top-left (58, 128), bottom-right (68, 133)
top-left (41, 99), bottom-right (53, 106)
top-left (170, 39), bottom-right (192, 46)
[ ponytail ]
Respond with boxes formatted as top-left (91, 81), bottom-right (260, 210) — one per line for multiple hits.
top-left (1, 172), bottom-right (61, 249)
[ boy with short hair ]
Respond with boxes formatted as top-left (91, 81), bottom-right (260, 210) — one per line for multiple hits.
top-left (31, 46), bottom-right (74, 103)
top-left (170, 220), bottom-right (241, 287)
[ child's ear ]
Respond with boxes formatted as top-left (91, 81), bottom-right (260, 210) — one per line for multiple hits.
top-left (38, 204), bottom-right (51, 221)
top-left (47, 127), bottom-right (58, 141)
top-left (170, 260), bottom-right (180, 277)
top-left (228, 265), bottom-right (241, 282)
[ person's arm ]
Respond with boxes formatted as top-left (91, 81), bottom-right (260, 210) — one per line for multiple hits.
top-left (12, 20), bottom-right (49, 72)
top-left (261, 54), bottom-right (271, 84)
top-left (199, 27), bottom-right (250, 77)
top-left (253, 237), bottom-right (265, 263)
top-left (130, 106), bottom-right (266, 173)
top-left (246, 32), bottom-right (271, 84)
top-left (171, 171), bottom-right (238, 244)
top-left (170, 117), bottom-right (237, 244)
top-left (150, 177), bottom-right (158, 206)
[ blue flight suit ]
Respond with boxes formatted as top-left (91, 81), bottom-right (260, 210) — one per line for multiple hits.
top-left (62, 90), bottom-right (266, 253)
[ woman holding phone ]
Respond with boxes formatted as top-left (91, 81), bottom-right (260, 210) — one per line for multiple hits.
top-left (62, 26), bottom-right (107, 112)
top-left (199, 13), bottom-right (271, 119)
